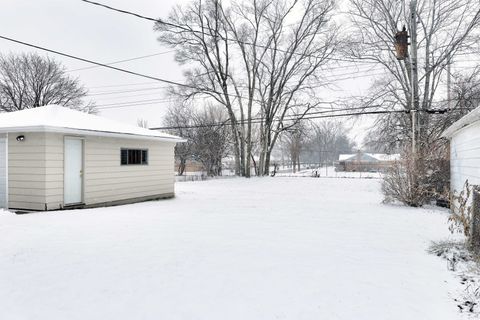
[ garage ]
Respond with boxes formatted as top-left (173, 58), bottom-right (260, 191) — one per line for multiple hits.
top-left (0, 105), bottom-right (184, 211)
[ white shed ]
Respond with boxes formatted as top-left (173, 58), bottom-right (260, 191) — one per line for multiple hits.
top-left (0, 105), bottom-right (184, 211)
top-left (442, 106), bottom-right (480, 194)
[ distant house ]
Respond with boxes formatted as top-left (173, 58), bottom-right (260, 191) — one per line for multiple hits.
top-left (175, 159), bottom-right (205, 174)
top-left (442, 107), bottom-right (480, 194)
top-left (336, 152), bottom-right (400, 172)
top-left (0, 105), bottom-right (184, 211)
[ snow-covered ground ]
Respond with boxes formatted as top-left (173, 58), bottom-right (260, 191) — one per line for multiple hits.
top-left (0, 178), bottom-right (464, 319)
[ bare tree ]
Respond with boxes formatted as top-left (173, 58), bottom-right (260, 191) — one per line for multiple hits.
top-left (163, 102), bottom-right (230, 176)
top-left (256, 0), bottom-right (338, 176)
top-left (192, 104), bottom-right (230, 176)
top-left (279, 121), bottom-right (309, 173)
top-left (156, 0), bottom-right (338, 177)
top-left (346, 0), bottom-right (480, 205)
top-left (0, 53), bottom-right (95, 113)
top-left (347, 0), bottom-right (480, 150)
top-left (163, 102), bottom-right (196, 176)
top-left (156, 0), bottom-right (246, 175)
top-left (306, 121), bottom-right (355, 165)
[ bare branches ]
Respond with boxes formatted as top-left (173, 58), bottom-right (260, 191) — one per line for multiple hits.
top-left (0, 52), bottom-right (94, 113)
top-left (156, 0), bottom-right (339, 177)
top-left (163, 102), bottom-right (230, 176)
top-left (347, 0), bottom-right (480, 149)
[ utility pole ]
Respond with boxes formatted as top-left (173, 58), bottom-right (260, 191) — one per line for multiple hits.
top-left (447, 53), bottom-right (452, 109)
top-left (410, 0), bottom-right (419, 158)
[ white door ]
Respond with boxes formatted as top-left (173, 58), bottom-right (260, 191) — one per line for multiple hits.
top-left (0, 137), bottom-right (7, 208)
top-left (64, 138), bottom-right (83, 205)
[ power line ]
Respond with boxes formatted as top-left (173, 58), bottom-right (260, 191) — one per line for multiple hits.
top-left (150, 109), bottom-right (407, 130)
top-left (150, 104), bottom-right (475, 131)
top-left (0, 34), bottom-right (273, 105)
top-left (84, 61), bottom-right (479, 94)
top-left (86, 67), bottom-right (387, 98)
top-left (0, 35), bottom-right (198, 89)
top-left (76, 0), bottom-right (479, 95)
top-left (87, 81), bottom-right (160, 89)
top-left (68, 50), bottom-right (175, 72)
top-left (96, 97), bottom-right (176, 108)
top-left (86, 86), bottom-right (168, 96)
top-left (79, 0), bottom-right (371, 65)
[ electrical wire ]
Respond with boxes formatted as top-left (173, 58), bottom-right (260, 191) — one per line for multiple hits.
top-left (0, 34), bottom-right (278, 105)
top-left (79, 0), bottom-right (372, 65)
top-left (150, 109), bottom-right (407, 130)
top-left (68, 50), bottom-right (175, 72)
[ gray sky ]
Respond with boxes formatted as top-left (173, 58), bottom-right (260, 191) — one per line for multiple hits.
top-left (0, 0), bottom-right (375, 145)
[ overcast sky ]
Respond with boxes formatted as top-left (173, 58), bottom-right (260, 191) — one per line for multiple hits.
top-left (0, 0), bottom-right (376, 145)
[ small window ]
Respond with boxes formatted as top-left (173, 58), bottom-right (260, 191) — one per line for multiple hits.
top-left (121, 149), bottom-right (148, 165)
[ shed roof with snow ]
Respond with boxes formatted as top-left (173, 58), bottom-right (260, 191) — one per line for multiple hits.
top-left (442, 106), bottom-right (480, 139)
top-left (0, 105), bottom-right (184, 142)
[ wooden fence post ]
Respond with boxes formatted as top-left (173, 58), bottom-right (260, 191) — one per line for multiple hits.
top-left (471, 188), bottom-right (480, 254)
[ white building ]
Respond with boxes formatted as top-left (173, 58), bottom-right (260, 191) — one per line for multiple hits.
top-left (442, 107), bottom-right (480, 193)
top-left (0, 105), bottom-right (184, 211)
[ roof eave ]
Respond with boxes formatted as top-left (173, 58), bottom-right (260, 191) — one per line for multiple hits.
top-left (442, 107), bottom-right (480, 139)
top-left (0, 125), bottom-right (186, 143)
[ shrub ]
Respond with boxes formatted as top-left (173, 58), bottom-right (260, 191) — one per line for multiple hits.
top-left (382, 151), bottom-right (431, 207)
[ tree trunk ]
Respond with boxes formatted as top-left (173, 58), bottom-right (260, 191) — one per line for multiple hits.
top-left (178, 158), bottom-right (186, 176)
top-left (251, 154), bottom-right (258, 176)
top-left (264, 149), bottom-right (271, 176)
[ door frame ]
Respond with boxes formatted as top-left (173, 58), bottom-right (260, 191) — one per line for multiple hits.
top-left (0, 133), bottom-right (8, 209)
top-left (63, 136), bottom-right (85, 205)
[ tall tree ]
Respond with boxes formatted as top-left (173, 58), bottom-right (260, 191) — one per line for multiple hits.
top-left (0, 53), bottom-right (95, 113)
top-left (156, 0), bottom-right (245, 175)
top-left (155, 0), bottom-right (338, 177)
top-left (255, 0), bottom-right (338, 175)
top-left (347, 0), bottom-right (480, 150)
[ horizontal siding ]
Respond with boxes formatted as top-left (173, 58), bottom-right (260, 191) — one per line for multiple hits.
top-left (9, 174), bottom-right (58, 182)
top-left (8, 166), bottom-right (62, 175)
top-left (8, 159), bottom-right (62, 168)
top-left (43, 133), bottom-right (175, 208)
top-left (6, 132), bottom-right (175, 210)
top-left (86, 187), bottom-right (174, 205)
top-left (84, 165), bottom-right (172, 174)
top-left (9, 194), bottom-right (49, 203)
top-left (8, 201), bottom-right (45, 211)
top-left (8, 132), bottom-right (47, 210)
top-left (83, 136), bottom-right (174, 205)
top-left (8, 153), bottom-right (62, 161)
top-left (9, 145), bottom-right (63, 154)
top-left (43, 133), bottom-right (64, 210)
top-left (84, 170), bottom-right (171, 180)
top-left (86, 176), bottom-right (173, 187)
top-left (9, 187), bottom-right (61, 197)
top-left (0, 135), bottom-right (6, 208)
top-left (450, 123), bottom-right (480, 195)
